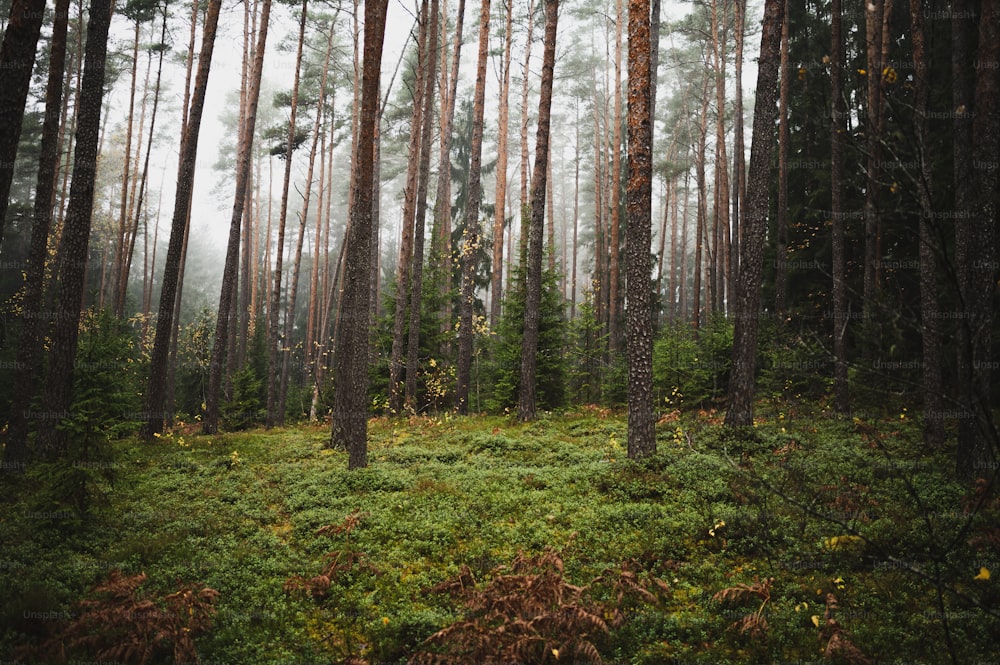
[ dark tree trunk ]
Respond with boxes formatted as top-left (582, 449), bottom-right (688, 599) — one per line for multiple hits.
top-left (5, 0), bottom-right (71, 469)
top-left (626, 0), bottom-right (654, 458)
top-left (908, 0), bottom-right (944, 447)
top-left (455, 0), bottom-right (491, 414)
top-left (406, 0), bottom-right (440, 407)
top-left (327, 0), bottom-right (389, 469)
top-left (203, 0), bottom-right (272, 434)
top-left (141, 0), bottom-right (223, 438)
top-left (775, 0), bottom-right (789, 317)
top-left (830, 0), bottom-right (849, 414)
top-left (34, 0), bottom-right (113, 457)
top-left (517, 0), bottom-right (558, 422)
top-left (0, 0), bottom-right (46, 249)
top-left (724, 0), bottom-right (783, 428)
top-left (956, 0), bottom-right (999, 477)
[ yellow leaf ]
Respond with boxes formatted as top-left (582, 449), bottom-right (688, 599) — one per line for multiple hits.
top-left (974, 567), bottom-right (990, 581)
top-left (811, 615), bottom-right (821, 628)
top-left (552, 648), bottom-right (560, 659)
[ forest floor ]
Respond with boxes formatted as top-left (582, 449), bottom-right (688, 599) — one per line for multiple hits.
top-left (2, 405), bottom-right (998, 664)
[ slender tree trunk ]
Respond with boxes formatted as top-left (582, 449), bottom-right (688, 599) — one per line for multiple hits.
top-left (571, 101), bottom-right (580, 321)
top-left (5, 0), bottom-right (72, 469)
top-left (455, 0), bottom-right (492, 414)
top-left (406, 0), bottom-right (440, 408)
top-left (141, 0), bottom-right (223, 438)
top-left (731, 0), bottom-right (745, 294)
top-left (328, 0), bottom-right (389, 469)
top-left (775, 0), bottom-right (789, 316)
top-left (712, 0), bottom-right (730, 313)
top-left (608, 0), bottom-right (624, 353)
top-left (830, 0), bottom-right (849, 414)
top-left (266, 0), bottom-right (309, 427)
top-left (490, 0), bottom-right (515, 328)
top-left (517, 0), bottom-right (558, 422)
top-left (519, 0), bottom-right (537, 223)
top-left (111, 19), bottom-right (142, 316)
top-left (724, 0), bottom-right (783, 428)
top-left (862, 0), bottom-right (884, 316)
top-left (0, 0), bottom-right (46, 249)
top-left (203, 0), bottom-right (272, 433)
top-left (626, 0), bottom-right (654, 457)
top-left (956, 0), bottom-right (999, 477)
top-left (389, 5), bottom-right (429, 413)
top-left (34, 0), bottom-right (113, 457)
top-left (693, 73), bottom-right (709, 330)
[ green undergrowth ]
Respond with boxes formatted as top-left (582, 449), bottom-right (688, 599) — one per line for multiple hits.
top-left (1, 408), bottom-right (997, 664)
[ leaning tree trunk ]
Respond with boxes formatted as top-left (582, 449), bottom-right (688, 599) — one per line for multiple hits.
top-left (724, 0), bottom-right (783, 428)
top-left (34, 0), bottom-right (113, 458)
top-left (626, 0), bottom-right (654, 458)
top-left (455, 0), bottom-right (492, 414)
top-left (141, 0), bottom-right (223, 438)
top-left (4, 0), bottom-right (72, 469)
top-left (0, 0), bottom-right (46, 250)
top-left (203, 0), bottom-right (272, 434)
top-left (327, 0), bottom-right (390, 469)
top-left (517, 0), bottom-right (558, 422)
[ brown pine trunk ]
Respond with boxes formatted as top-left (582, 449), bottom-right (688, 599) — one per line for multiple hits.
top-left (626, 0), bottom-right (654, 458)
top-left (490, 0), bottom-right (515, 328)
top-left (731, 0), bottom-right (745, 293)
top-left (202, 0), bottom-right (271, 434)
top-left (517, 0), bottom-right (558, 422)
top-left (455, 0), bottom-right (492, 414)
top-left (34, 0), bottom-right (114, 457)
top-left (389, 3), bottom-right (429, 414)
top-left (406, 0), bottom-right (440, 408)
top-left (830, 0), bottom-right (849, 414)
top-left (724, 0), bottom-right (783, 428)
top-left (519, 0), bottom-right (537, 223)
top-left (328, 0), bottom-right (390, 468)
top-left (4, 0), bottom-right (72, 468)
top-left (0, 0), bottom-right (46, 250)
top-left (775, 0), bottom-right (789, 316)
top-left (141, 0), bottom-right (223, 438)
top-left (693, 73), bottom-right (709, 330)
top-left (712, 0), bottom-right (730, 313)
top-left (608, 0), bottom-right (624, 353)
top-left (112, 18), bottom-right (142, 317)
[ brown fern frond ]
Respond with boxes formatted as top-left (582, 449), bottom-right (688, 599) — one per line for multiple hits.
top-left (316, 508), bottom-right (368, 538)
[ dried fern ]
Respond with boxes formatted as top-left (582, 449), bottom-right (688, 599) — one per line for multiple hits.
top-left (713, 576), bottom-right (773, 638)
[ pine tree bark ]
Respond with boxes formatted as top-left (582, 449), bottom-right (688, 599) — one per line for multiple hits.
top-left (389, 3), bottom-right (430, 414)
top-left (0, 0), bottom-right (46, 250)
top-left (455, 0), bottom-right (492, 414)
top-left (608, 0), bottom-right (624, 353)
top-left (4, 0), bottom-right (71, 469)
top-left (724, 0), bottom-right (783, 428)
top-left (328, 0), bottom-right (389, 469)
top-left (34, 0), bottom-right (113, 457)
top-left (956, 0), bottom-right (999, 477)
top-left (830, 0), bottom-right (849, 414)
top-left (517, 0), bottom-right (558, 422)
top-left (203, 0), bottom-right (272, 434)
top-left (626, 0), bottom-right (654, 458)
top-left (490, 0), bottom-right (515, 329)
top-left (406, 0), bottom-right (440, 407)
top-left (266, 0), bottom-right (309, 427)
top-left (141, 0), bottom-right (223, 438)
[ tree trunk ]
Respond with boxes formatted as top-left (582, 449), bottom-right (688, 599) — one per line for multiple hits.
top-left (626, 0), bottom-right (654, 458)
top-left (775, 0), bottom-right (789, 316)
top-left (0, 0), bottom-right (46, 250)
top-left (328, 0), bottom-right (389, 469)
top-left (406, 0), bottom-right (440, 408)
top-left (830, 0), bottom-right (849, 414)
top-left (203, 0), bottom-right (272, 434)
top-left (4, 0), bottom-right (72, 469)
top-left (724, 0), bottom-right (783, 428)
top-left (266, 0), bottom-right (309, 427)
top-left (519, 0), bottom-right (537, 224)
top-left (517, 0), bottom-right (558, 422)
top-left (455, 0), bottom-right (492, 414)
top-left (141, 0), bottom-right (223, 438)
top-left (956, 0), bottom-right (999, 477)
top-left (730, 0), bottom-right (745, 294)
top-left (389, 4), bottom-right (429, 414)
top-left (862, 0), bottom-right (884, 315)
top-left (608, 0), bottom-right (624, 353)
top-left (33, 0), bottom-right (113, 458)
top-left (905, 0), bottom-right (943, 446)
top-left (490, 0), bottom-right (515, 329)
